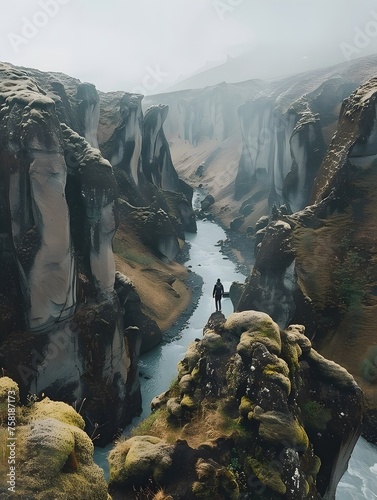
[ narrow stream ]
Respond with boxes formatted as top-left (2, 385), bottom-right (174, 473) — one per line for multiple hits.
top-left (94, 197), bottom-right (377, 497)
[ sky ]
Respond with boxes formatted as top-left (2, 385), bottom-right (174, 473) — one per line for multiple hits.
top-left (2, 0), bottom-right (377, 93)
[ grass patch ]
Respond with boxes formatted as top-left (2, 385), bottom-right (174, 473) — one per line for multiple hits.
top-left (113, 239), bottom-right (154, 266)
top-left (130, 399), bottom-right (251, 449)
top-left (131, 408), bottom-right (170, 438)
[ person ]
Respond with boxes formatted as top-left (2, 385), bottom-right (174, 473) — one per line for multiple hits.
top-left (213, 278), bottom-right (224, 312)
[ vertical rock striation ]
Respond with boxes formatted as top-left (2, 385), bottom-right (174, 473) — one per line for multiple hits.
top-left (0, 63), bottom-right (140, 445)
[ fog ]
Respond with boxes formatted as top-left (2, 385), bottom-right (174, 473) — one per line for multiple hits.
top-left (2, 0), bottom-right (377, 93)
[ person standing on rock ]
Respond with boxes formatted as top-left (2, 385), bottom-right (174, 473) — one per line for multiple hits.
top-left (213, 278), bottom-right (224, 312)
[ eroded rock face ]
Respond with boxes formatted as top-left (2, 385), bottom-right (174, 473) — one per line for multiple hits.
top-left (0, 377), bottom-right (109, 500)
top-left (235, 77), bottom-right (377, 443)
top-left (98, 94), bottom-right (196, 237)
top-left (0, 63), bottom-right (140, 445)
top-left (108, 311), bottom-right (362, 499)
top-left (235, 77), bottom-right (353, 208)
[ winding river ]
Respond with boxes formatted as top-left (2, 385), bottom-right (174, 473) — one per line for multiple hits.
top-left (95, 200), bottom-right (377, 498)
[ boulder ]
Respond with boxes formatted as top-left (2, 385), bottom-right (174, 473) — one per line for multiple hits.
top-left (108, 312), bottom-right (363, 499)
top-left (200, 194), bottom-right (215, 211)
top-left (0, 378), bottom-right (108, 500)
top-left (229, 216), bottom-right (245, 231)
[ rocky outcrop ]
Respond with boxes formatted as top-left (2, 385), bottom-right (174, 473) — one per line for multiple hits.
top-left (115, 271), bottom-right (162, 353)
top-left (0, 377), bottom-right (110, 500)
top-left (235, 77), bottom-right (377, 443)
top-left (0, 63), bottom-right (140, 445)
top-left (98, 93), bottom-right (196, 236)
top-left (108, 311), bottom-right (362, 499)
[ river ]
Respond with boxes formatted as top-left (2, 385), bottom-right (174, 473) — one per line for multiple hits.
top-left (94, 204), bottom-right (377, 498)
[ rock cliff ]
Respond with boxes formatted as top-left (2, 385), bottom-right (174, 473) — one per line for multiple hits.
top-left (0, 63), bottom-right (141, 445)
top-left (0, 62), bottom-right (196, 445)
top-left (235, 76), bottom-right (377, 443)
top-left (108, 311), bottom-right (362, 499)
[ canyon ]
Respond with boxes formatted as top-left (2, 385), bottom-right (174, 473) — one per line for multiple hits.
top-left (1, 54), bottom-right (377, 498)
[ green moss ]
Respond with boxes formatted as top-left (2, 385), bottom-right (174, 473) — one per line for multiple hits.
top-left (301, 401), bottom-right (332, 431)
top-left (203, 334), bottom-right (228, 354)
top-left (112, 239), bottom-right (154, 266)
top-left (247, 458), bottom-right (286, 494)
top-left (257, 412), bottom-right (309, 451)
top-left (225, 312), bottom-right (281, 354)
top-left (131, 408), bottom-right (167, 437)
top-left (191, 364), bottom-right (201, 382)
top-left (239, 396), bottom-right (255, 417)
top-left (178, 360), bottom-right (190, 378)
top-left (108, 435), bottom-right (172, 487)
top-left (263, 360), bottom-right (291, 395)
top-left (181, 395), bottom-right (198, 411)
top-left (30, 398), bottom-right (85, 430)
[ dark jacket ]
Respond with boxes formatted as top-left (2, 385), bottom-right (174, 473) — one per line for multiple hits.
top-left (213, 282), bottom-right (224, 297)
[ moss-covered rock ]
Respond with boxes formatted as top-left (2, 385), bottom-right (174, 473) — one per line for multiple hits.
top-left (262, 357), bottom-right (291, 395)
top-left (247, 457), bottom-right (286, 495)
top-left (166, 397), bottom-right (184, 419)
top-left (181, 394), bottom-right (198, 412)
top-left (225, 311), bottom-right (281, 356)
top-left (29, 397), bottom-right (85, 429)
top-left (239, 396), bottom-right (255, 418)
top-left (254, 408), bottom-right (309, 450)
top-left (0, 378), bottom-right (108, 500)
top-left (179, 374), bottom-right (195, 394)
top-left (201, 331), bottom-right (228, 354)
top-left (108, 310), bottom-right (363, 499)
top-left (108, 435), bottom-right (173, 487)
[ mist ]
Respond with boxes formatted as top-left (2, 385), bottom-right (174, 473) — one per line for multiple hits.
top-left (2, 0), bottom-right (377, 93)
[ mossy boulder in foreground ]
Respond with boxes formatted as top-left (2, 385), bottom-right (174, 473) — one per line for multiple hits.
top-left (0, 378), bottom-right (109, 500)
top-left (108, 310), bottom-right (363, 499)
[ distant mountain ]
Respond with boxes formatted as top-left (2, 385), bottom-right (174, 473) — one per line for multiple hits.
top-left (165, 43), bottom-right (351, 93)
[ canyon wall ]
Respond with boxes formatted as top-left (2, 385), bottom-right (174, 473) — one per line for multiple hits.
top-left (0, 62), bottom-right (194, 444)
top-left (236, 77), bottom-right (377, 442)
top-left (149, 55), bottom-right (377, 231)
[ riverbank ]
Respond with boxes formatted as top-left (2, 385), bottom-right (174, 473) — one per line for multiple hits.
top-left (113, 227), bottom-right (197, 335)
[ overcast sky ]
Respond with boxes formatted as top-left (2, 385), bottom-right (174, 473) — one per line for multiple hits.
top-left (2, 0), bottom-right (377, 93)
